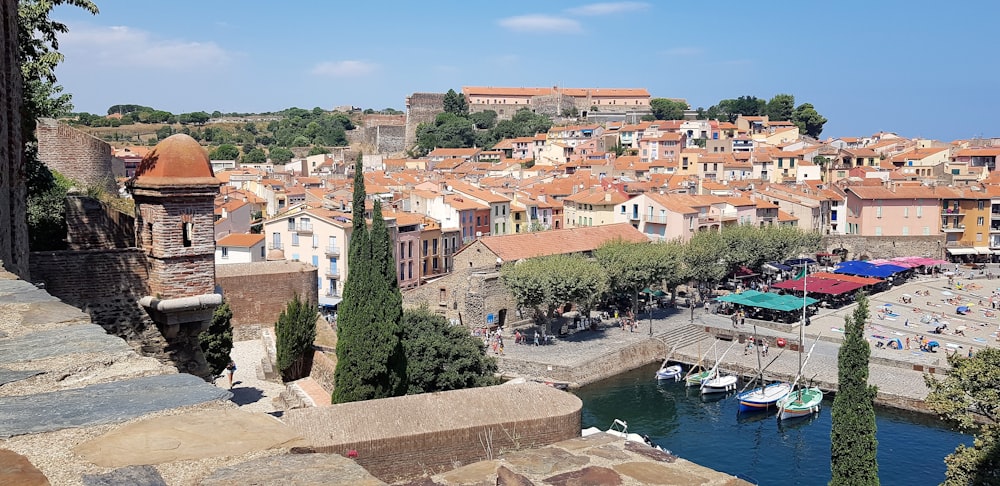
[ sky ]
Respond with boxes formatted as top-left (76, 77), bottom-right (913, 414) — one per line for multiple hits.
top-left (51, 0), bottom-right (999, 141)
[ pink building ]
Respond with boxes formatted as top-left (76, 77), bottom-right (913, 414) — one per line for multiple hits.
top-left (844, 186), bottom-right (940, 237)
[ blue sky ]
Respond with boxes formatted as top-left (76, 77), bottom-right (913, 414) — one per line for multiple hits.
top-left (53, 0), bottom-right (998, 141)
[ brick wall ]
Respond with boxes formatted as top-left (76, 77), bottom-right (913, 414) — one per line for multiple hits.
top-left (135, 194), bottom-right (217, 298)
top-left (35, 118), bottom-right (116, 194)
top-left (822, 234), bottom-right (946, 261)
top-left (216, 260), bottom-right (318, 331)
top-left (0, 0), bottom-right (29, 278)
top-left (403, 265), bottom-right (516, 329)
top-left (404, 93), bottom-right (445, 149)
top-left (65, 195), bottom-right (136, 250)
top-left (309, 349), bottom-right (337, 394)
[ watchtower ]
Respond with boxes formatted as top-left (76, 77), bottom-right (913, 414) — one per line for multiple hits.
top-left (130, 134), bottom-right (222, 375)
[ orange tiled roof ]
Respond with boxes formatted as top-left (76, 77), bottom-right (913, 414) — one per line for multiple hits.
top-left (217, 233), bottom-right (265, 247)
top-left (471, 223), bottom-right (647, 262)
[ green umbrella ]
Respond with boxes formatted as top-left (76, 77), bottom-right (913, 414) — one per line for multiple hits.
top-left (652, 290), bottom-right (667, 297)
top-left (641, 288), bottom-right (653, 294)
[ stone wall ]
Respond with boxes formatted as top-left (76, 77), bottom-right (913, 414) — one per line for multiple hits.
top-left (822, 234), bottom-right (946, 261)
top-left (404, 92), bottom-right (445, 150)
top-left (373, 124), bottom-right (405, 154)
top-left (65, 195), bottom-right (135, 250)
top-left (403, 266), bottom-right (516, 329)
top-left (135, 194), bottom-right (217, 299)
top-left (282, 383), bottom-right (582, 483)
top-left (500, 337), bottom-right (667, 387)
top-left (0, 0), bottom-right (29, 279)
top-left (215, 260), bottom-right (318, 331)
top-left (35, 118), bottom-right (116, 194)
top-left (309, 349), bottom-right (337, 394)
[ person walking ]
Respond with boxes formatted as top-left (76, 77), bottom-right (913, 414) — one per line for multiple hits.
top-left (226, 360), bottom-right (237, 389)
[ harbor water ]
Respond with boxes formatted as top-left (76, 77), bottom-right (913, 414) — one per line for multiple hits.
top-left (575, 363), bottom-right (972, 485)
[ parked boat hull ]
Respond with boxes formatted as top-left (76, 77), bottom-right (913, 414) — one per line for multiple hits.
top-left (685, 370), bottom-right (712, 387)
top-left (738, 382), bottom-right (792, 413)
top-left (777, 387), bottom-right (823, 421)
top-left (700, 375), bottom-right (738, 394)
top-left (656, 365), bottom-right (683, 381)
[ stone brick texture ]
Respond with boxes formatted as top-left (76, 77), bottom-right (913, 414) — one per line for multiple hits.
top-left (500, 337), bottom-right (666, 387)
top-left (404, 93), bottom-right (445, 149)
top-left (0, 0), bottom-right (29, 279)
top-left (35, 118), bottom-right (116, 194)
top-left (215, 260), bottom-right (318, 330)
top-left (403, 266), bottom-right (516, 330)
top-left (822, 234), bottom-right (945, 261)
top-left (65, 195), bottom-right (135, 250)
top-left (135, 194), bottom-right (217, 298)
top-left (309, 349), bottom-right (337, 395)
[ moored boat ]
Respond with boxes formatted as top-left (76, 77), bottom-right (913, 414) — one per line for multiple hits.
top-left (700, 374), bottom-right (738, 394)
top-left (738, 381), bottom-right (791, 412)
top-left (655, 363), bottom-right (683, 381)
top-left (776, 386), bottom-right (822, 420)
top-left (685, 370), bottom-right (712, 387)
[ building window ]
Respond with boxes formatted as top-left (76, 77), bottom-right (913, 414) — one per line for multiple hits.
top-left (979, 200), bottom-right (986, 210)
top-left (182, 222), bottom-right (193, 247)
top-left (977, 233), bottom-right (984, 242)
top-left (916, 206), bottom-right (922, 218)
top-left (291, 233), bottom-right (299, 246)
top-left (312, 234), bottom-right (319, 248)
top-left (903, 207), bottom-right (908, 218)
top-left (260, 245), bottom-right (265, 258)
top-left (408, 241), bottom-right (413, 258)
top-left (902, 226), bottom-right (909, 235)
top-left (979, 216), bottom-right (985, 226)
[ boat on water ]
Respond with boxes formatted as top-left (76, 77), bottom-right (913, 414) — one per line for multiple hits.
top-left (700, 341), bottom-right (738, 395)
top-left (685, 370), bottom-right (711, 387)
top-left (655, 363), bottom-right (683, 381)
top-left (738, 381), bottom-right (791, 413)
top-left (582, 419), bottom-right (666, 451)
top-left (777, 263), bottom-right (823, 422)
top-left (737, 325), bottom-right (790, 414)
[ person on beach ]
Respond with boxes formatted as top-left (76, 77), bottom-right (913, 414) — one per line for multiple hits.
top-left (226, 360), bottom-right (236, 389)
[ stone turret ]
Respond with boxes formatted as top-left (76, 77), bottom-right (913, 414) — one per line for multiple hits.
top-left (129, 134), bottom-right (222, 376)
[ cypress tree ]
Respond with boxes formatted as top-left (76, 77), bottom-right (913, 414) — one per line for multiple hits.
top-left (275, 294), bottom-right (317, 381)
top-left (830, 293), bottom-right (879, 485)
top-left (199, 300), bottom-right (234, 376)
top-left (333, 156), bottom-right (407, 402)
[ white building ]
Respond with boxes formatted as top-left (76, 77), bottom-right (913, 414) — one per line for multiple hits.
top-left (215, 233), bottom-right (266, 264)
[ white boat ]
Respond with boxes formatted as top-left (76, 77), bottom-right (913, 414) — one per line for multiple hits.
top-left (777, 264), bottom-right (823, 422)
top-left (655, 363), bottom-right (683, 381)
top-left (700, 340), bottom-right (738, 395)
top-left (581, 419), bottom-right (666, 451)
top-left (738, 381), bottom-right (792, 412)
top-left (701, 374), bottom-right (738, 394)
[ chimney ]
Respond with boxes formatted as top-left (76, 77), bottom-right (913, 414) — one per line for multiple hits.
top-left (605, 192), bottom-right (612, 202)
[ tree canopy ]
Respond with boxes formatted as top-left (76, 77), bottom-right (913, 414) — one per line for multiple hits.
top-left (209, 144), bottom-right (239, 161)
top-left (400, 308), bottom-right (499, 394)
top-left (275, 294), bottom-right (318, 382)
top-left (793, 103), bottom-right (828, 138)
top-left (649, 98), bottom-right (689, 120)
top-left (501, 254), bottom-right (608, 324)
top-left (199, 301), bottom-right (234, 376)
top-left (703, 94), bottom-right (827, 137)
top-left (595, 239), bottom-right (683, 313)
top-left (765, 94), bottom-right (795, 122)
top-left (443, 89), bottom-right (468, 116)
top-left (925, 347), bottom-right (1000, 485)
top-left (830, 293), bottom-right (879, 485)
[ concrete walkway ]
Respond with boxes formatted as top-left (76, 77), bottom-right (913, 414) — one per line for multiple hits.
top-left (213, 339), bottom-right (287, 414)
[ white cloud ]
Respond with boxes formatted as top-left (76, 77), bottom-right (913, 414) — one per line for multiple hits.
top-left (498, 15), bottom-right (582, 34)
top-left (566, 2), bottom-right (650, 16)
top-left (663, 46), bottom-right (703, 56)
top-left (61, 24), bottom-right (231, 70)
top-left (310, 60), bottom-right (378, 78)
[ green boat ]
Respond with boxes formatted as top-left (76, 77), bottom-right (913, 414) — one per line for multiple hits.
top-left (777, 386), bottom-right (822, 420)
top-left (685, 370), bottom-right (712, 387)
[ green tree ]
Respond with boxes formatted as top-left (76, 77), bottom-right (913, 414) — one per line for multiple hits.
top-left (595, 239), bottom-right (680, 314)
top-left (649, 98), bottom-right (688, 120)
top-left (26, 166), bottom-right (72, 251)
top-left (333, 156), bottom-right (407, 403)
top-left (268, 147), bottom-right (294, 163)
top-left (199, 301), bottom-right (234, 376)
top-left (470, 110), bottom-right (497, 129)
top-left (209, 144), bottom-right (239, 160)
top-left (925, 347), bottom-right (1000, 485)
top-left (155, 125), bottom-right (173, 141)
top-left (242, 147), bottom-right (266, 164)
top-left (307, 146), bottom-right (328, 156)
top-left (501, 254), bottom-right (608, 330)
top-left (682, 230), bottom-right (727, 299)
top-left (443, 88), bottom-right (468, 116)
top-left (793, 103), bottom-right (828, 138)
top-left (765, 94), bottom-right (795, 121)
top-left (830, 293), bottom-right (879, 485)
top-left (275, 294), bottom-right (318, 381)
top-left (401, 308), bottom-right (499, 394)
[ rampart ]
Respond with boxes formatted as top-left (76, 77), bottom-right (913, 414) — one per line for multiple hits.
top-left (215, 260), bottom-right (318, 340)
top-left (0, 0), bottom-right (28, 278)
top-left (35, 118), bottom-right (116, 194)
top-left (282, 382), bottom-right (582, 483)
top-left (822, 234), bottom-right (945, 261)
top-left (65, 195), bottom-right (135, 250)
top-left (404, 92), bottom-right (445, 149)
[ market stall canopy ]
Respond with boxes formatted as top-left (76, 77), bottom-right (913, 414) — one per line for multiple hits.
top-left (716, 290), bottom-right (818, 311)
top-left (834, 261), bottom-right (907, 279)
top-left (783, 258), bottom-right (816, 267)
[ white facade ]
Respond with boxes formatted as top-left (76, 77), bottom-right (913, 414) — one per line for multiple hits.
top-left (262, 205), bottom-right (352, 305)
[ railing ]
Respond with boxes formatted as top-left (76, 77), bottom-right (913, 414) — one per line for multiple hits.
top-left (325, 270), bottom-right (339, 279)
top-left (941, 208), bottom-right (963, 215)
top-left (941, 225), bottom-right (965, 232)
top-left (325, 291), bottom-right (340, 297)
top-left (295, 223), bottom-right (313, 234)
top-left (269, 243), bottom-right (283, 250)
top-left (645, 215), bottom-right (668, 224)
top-left (324, 246), bottom-right (340, 257)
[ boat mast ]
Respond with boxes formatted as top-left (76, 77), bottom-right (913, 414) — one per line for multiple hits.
top-left (798, 263), bottom-right (807, 390)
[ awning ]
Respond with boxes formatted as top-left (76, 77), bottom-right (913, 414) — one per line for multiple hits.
top-left (975, 247), bottom-right (991, 255)
top-left (319, 295), bottom-right (342, 308)
top-left (947, 248), bottom-right (977, 255)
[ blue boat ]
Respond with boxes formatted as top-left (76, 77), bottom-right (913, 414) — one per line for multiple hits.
top-left (737, 382), bottom-right (791, 413)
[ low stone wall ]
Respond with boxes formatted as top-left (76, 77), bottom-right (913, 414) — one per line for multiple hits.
top-left (822, 234), bottom-right (945, 261)
top-left (64, 195), bottom-right (136, 250)
top-left (500, 337), bottom-right (667, 387)
top-left (309, 349), bottom-right (336, 394)
top-left (282, 382), bottom-right (581, 483)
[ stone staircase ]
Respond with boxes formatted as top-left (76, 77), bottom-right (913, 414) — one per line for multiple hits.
top-left (275, 382), bottom-right (310, 411)
top-left (658, 323), bottom-right (714, 357)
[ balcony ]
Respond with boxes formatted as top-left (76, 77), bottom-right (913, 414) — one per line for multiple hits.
top-left (295, 223), bottom-right (313, 235)
top-left (324, 290), bottom-right (340, 298)
top-left (629, 212), bottom-right (640, 221)
top-left (941, 208), bottom-right (964, 216)
top-left (444, 247), bottom-right (455, 255)
top-left (992, 211), bottom-right (1000, 220)
top-left (268, 242), bottom-right (283, 250)
top-left (325, 269), bottom-right (340, 279)
top-left (324, 246), bottom-right (341, 257)
top-left (941, 224), bottom-right (966, 233)
top-left (645, 215), bottom-right (668, 224)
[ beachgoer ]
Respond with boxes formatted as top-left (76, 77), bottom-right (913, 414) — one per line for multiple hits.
top-left (968, 346), bottom-right (974, 358)
top-left (534, 331), bottom-right (539, 346)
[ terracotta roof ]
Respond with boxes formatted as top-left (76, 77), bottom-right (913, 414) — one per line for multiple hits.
top-left (132, 134), bottom-right (219, 187)
top-left (954, 147), bottom-right (1000, 157)
top-left (845, 186), bottom-right (940, 199)
top-left (429, 147), bottom-right (480, 158)
top-left (563, 189), bottom-right (630, 205)
top-left (471, 223), bottom-right (647, 262)
top-left (777, 209), bottom-right (798, 222)
top-left (217, 233), bottom-right (265, 247)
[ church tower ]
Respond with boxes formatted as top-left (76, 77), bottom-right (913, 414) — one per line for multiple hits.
top-left (130, 134), bottom-right (222, 375)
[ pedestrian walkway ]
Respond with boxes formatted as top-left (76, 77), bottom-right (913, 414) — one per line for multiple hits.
top-left (213, 339), bottom-right (286, 414)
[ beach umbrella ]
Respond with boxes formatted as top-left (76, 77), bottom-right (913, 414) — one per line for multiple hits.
top-left (652, 290), bottom-right (667, 297)
top-left (942, 291), bottom-right (954, 297)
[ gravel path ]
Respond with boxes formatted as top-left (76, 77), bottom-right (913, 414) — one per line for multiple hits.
top-left (212, 339), bottom-right (285, 414)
